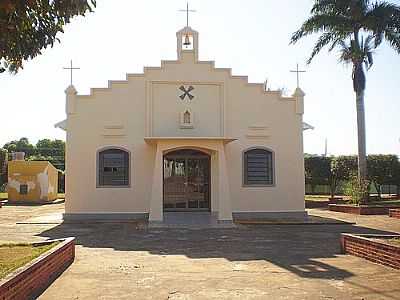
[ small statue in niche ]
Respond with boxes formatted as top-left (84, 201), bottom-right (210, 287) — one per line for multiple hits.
top-left (180, 109), bottom-right (194, 129)
top-left (183, 110), bottom-right (191, 124)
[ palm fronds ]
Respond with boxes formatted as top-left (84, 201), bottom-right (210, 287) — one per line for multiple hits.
top-left (291, 0), bottom-right (400, 64)
top-left (338, 35), bottom-right (374, 67)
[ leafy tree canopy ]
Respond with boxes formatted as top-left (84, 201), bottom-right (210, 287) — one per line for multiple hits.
top-left (0, 148), bottom-right (7, 186)
top-left (3, 137), bottom-right (35, 156)
top-left (2, 137), bottom-right (65, 170)
top-left (304, 155), bottom-right (332, 185)
top-left (367, 154), bottom-right (399, 196)
top-left (0, 0), bottom-right (96, 73)
top-left (331, 155), bottom-right (358, 181)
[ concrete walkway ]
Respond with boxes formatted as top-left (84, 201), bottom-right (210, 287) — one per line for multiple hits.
top-left (0, 203), bottom-right (399, 299)
top-left (308, 207), bottom-right (400, 233)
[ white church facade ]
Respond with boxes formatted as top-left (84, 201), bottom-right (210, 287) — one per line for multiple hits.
top-left (57, 26), bottom-right (307, 223)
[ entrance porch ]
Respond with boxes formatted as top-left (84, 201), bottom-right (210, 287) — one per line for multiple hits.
top-left (144, 137), bottom-right (236, 223)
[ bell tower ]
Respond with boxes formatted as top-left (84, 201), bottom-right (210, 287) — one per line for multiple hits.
top-left (177, 3), bottom-right (198, 61)
top-left (177, 26), bottom-right (199, 61)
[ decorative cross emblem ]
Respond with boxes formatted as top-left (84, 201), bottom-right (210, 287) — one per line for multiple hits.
top-left (179, 85), bottom-right (195, 101)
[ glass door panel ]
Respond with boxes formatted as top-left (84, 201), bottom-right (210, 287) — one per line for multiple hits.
top-left (186, 158), bottom-right (209, 209)
top-left (163, 158), bottom-right (187, 209)
top-left (163, 150), bottom-right (210, 211)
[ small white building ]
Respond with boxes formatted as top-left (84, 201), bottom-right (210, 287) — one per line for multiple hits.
top-left (56, 26), bottom-right (307, 223)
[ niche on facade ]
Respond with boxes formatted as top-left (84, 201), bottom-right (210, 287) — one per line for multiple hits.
top-left (179, 109), bottom-right (194, 129)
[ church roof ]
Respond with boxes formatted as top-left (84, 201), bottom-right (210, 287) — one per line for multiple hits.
top-left (54, 119), bottom-right (67, 131)
top-left (302, 122), bottom-right (314, 131)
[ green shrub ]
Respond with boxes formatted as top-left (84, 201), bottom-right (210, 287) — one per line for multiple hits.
top-left (344, 175), bottom-right (370, 205)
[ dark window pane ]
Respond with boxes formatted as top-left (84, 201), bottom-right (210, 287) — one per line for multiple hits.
top-left (20, 184), bottom-right (28, 195)
top-left (98, 148), bottom-right (129, 187)
top-left (244, 149), bottom-right (273, 185)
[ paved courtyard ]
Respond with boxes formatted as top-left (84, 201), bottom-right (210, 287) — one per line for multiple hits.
top-left (0, 203), bottom-right (400, 299)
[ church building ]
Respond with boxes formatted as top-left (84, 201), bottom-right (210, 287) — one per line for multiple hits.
top-left (56, 25), bottom-right (307, 223)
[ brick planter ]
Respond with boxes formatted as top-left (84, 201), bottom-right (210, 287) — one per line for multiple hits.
top-left (389, 209), bottom-right (400, 219)
top-left (341, 234), bottom-right (400, 269)
top-left (329, 204), bottom-right (400, 215)
top-left (305, 200), bottom-right (329, 208)
top-left (328, 197), bottom-right (343, 204)
top-left (0, 237), bottom-right (75, 300)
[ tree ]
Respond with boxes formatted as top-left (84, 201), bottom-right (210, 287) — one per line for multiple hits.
top-left (393, 158), bottom-right (400, 197)
top-left (330, 155), bottom-right (358, 198)
top-left (36, 139), bottom-right (53, 156)
top-left (36, 139), bottom-right (65, 170)
top-left (0, 0), bottom-right (96, 73)
top-left (367, 154), bottom-right (399, 198)
top-left (290, 0), bottom-right (400, 191)
top-left (304, 155), bottom-right (331, 194)
top-left (2, 137), bottom-right (66, 170)
top-left (0, 148), bottom-right (7, 187)
top-left (3, 137), bottom-right (35, 156)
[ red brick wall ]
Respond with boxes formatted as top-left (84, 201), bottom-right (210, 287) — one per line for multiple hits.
top-left (330, 205), bottom-right (362, 214)
top-left (341, 234), bottom-right (400, 269)
top-left (305, 200), bottom-right (329, 208)
top-left (0, 238), bottom-right (75, 300)
top-left (329, 204), bottom-right (400, 215)
top-left (389, 209), bottom-right (400, 219)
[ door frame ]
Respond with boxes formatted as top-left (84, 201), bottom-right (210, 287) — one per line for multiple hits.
top-left (163, 149), bottom-right (211, 212)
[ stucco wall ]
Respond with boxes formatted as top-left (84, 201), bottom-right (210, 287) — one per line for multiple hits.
top-left (8, 161), bottom-right (58, 202)
top-left (65, 27), bottom-right (305, 216)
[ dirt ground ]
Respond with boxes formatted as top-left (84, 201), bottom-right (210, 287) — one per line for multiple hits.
top-left (0, 203), bottom-right (399, 300)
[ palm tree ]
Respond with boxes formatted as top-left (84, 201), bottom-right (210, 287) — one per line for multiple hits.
top-left (290, 0), bottom-right (400, 191)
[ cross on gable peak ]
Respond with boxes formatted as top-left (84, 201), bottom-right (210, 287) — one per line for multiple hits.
top-left (290, 63), bottom-right (306, 88)
top-left (63, 59), bottom-right (80, 86)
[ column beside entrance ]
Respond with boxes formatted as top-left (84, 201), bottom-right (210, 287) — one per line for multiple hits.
top-left (217, 146), bottom-right (233, 222)
top-left (149, 145), bottom-right (163, 222)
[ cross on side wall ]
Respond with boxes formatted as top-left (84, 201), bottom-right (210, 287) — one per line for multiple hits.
top-left (290, 64), bottom-right (306, 88)
top-left (63, 60), bottom-right (80, 86)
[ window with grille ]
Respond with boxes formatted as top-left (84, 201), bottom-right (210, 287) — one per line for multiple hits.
top-left (98, 149), bottom-right (129, 187)
top-left (244, 148), bottom-right (274, 186)
top-left (19, 184), bottom-right (28, 194)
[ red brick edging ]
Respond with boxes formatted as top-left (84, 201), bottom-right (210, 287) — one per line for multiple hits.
top-left (389, 209), bottom-right (400, 219)
top-left (341, 233), bottom-right (400, 269)
top-left (0, 237), bottom-right (75, 300)
top-left (329, 204), bottom-right (400, 215)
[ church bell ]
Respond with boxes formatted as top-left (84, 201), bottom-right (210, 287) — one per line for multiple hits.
top-left (183, 34), bottom-right (191, 46)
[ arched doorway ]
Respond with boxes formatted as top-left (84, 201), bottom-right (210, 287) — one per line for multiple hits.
top-left (163, 149), bottom-right (210, 211)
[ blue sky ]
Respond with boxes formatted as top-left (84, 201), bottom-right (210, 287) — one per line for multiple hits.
top-left (1, 0), bottom-right (399, 155)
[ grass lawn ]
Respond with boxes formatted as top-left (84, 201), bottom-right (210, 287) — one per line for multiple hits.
top-left (366, 199), bottom-right (400, 207)
top-left (0, 242), bottom-right (59, 279)
top-left (389, 238), bottom-right (400, 246)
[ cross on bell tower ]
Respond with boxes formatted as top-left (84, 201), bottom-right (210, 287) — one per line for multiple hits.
top-left (176, 3), bottom-right (199, 61)
top-left (179, 2), bottom-right (196, 28)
